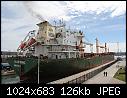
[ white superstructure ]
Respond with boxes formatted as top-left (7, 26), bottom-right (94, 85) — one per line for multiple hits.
top-left (18, 21), bottom-right (84, 59)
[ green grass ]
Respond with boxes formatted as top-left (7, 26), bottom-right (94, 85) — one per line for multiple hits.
top-left (114, 67), bottom-right (126, 82)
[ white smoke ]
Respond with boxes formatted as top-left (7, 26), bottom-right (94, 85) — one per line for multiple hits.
top-left (23, 1), bottom-right (46, 22)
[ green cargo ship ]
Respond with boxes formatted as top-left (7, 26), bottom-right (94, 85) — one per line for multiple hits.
top-left (7, 20), bottom-right (115, 83)
top-left (7, 53), bottom-right (114, 83)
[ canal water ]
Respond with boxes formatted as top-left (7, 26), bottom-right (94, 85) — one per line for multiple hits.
top-left (1, 74), bottom-right (20, 84)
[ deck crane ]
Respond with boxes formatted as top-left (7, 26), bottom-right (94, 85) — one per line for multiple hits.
top-left (95, 38), bottom-right (108, 53)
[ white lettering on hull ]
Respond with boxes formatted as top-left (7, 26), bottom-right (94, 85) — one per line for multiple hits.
top-left (14, 61), bottom-right (25, 65)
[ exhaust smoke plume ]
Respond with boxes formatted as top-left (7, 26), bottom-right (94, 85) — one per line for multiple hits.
top-left (23, 1), bottom-right (46, 22)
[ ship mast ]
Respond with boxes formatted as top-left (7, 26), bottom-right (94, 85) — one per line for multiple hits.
top-left (105, 43), bottom-right (107, 53)
top-left (77, 31), bottom-right (84, 58)
top-left (96, 38), bottom-right (99, 53)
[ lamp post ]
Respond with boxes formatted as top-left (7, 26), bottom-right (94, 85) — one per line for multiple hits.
top-left (117, 42), bottom-right (119, 57)
top-left (38, 54), bottom-right (40, 84)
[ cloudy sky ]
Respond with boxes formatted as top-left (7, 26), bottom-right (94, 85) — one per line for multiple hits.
top-left (1, 1), bottom-right (126, 52)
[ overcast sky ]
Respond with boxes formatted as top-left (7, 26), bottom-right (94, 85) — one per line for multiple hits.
top-left (1, 1), bottom-right (126, 52)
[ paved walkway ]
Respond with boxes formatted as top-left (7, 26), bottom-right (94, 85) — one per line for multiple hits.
top-left (83, 60), bottom-right (126, 84)
top-left (49, 60), bottom-right (116, 84)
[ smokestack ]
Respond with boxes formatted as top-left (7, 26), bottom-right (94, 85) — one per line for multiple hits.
top-left (23, 1), bottom-right (45, 22)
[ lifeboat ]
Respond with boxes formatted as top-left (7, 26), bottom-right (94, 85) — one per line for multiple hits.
top-left (28, 38), bottom-right (36, 46)
top-left (19, 42), bottom-right (26, 50)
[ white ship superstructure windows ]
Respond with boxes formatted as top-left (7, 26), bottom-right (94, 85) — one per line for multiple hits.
top-left (27, 21), bottom-right (84, 58)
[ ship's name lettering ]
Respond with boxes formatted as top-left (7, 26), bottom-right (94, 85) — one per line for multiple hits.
top-left (14, 64), bottom-right (20, 67)
top-left (14, 61), bottom-right (25, 64)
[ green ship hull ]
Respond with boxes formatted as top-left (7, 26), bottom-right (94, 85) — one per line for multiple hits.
top-left (7, 54), bottom-right (114, 83)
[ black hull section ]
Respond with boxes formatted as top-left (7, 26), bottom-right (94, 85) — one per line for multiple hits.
top-left (18, 55), bottom-right (114, 83)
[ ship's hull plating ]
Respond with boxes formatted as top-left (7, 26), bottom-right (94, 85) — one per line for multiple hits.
top-left (7, 54), bottom-right (114, 83)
